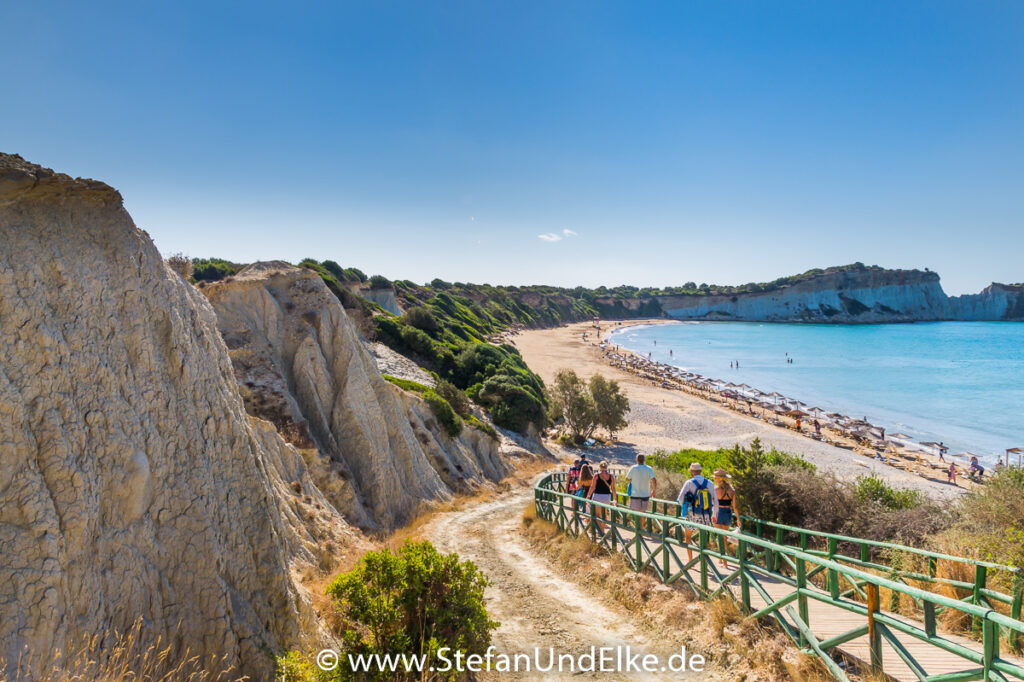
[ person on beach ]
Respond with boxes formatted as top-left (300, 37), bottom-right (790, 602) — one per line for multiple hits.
top-left (813, 419), bottom-right (821, 436)
top-left (677, 462), bottom-right (718, 561)
top-left (625, 454), bottom-right (657, 512)
top-left (587, 461), bottom-right (616, 532)
top-left (948, 462), bottom-right (957, 485)
top-left (713, 469), bottom-right (738, 568)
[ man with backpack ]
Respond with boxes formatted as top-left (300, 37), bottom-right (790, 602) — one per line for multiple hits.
top-left (677, 462), bottom-right (718, 561)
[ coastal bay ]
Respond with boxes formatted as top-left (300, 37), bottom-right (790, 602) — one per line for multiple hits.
top-left (512, 321), bottom-right (964, 500)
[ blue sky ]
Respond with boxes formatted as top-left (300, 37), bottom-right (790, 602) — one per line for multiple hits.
top-left (2, 1), bottom-right (1022, 294)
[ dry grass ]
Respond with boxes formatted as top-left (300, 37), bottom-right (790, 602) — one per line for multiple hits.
top-left (0, 619), bottom-right (246, 682)
top-left (520, 507), bottom-right (835, 681)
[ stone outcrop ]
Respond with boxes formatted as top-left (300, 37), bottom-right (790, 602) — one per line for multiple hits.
top-left (201, 263), bottom-right (510, 530)
top-left (948, 283), bottom-right (1024, 321)
top-left (0, 154), bottom-right (360, 679)
top-left (657, 267), bottom-right (1024, 323)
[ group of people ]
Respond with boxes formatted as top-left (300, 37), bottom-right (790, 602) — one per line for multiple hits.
top-left (565, 455), bottom-right (741, 567)
top-left (566, 454), bottom-right (652, 510)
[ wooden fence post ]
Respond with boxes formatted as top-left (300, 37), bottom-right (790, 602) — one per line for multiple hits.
top-left (866, 583), bottom-right (882, 672)
top-left (828, 537), bottom-right (839, 600)
top-left (973, 565), bottom-right (987, 635)
top-left (983, 618), bottom-right (999, 680)
top-left (738, 539), bottom-right (750, 614)
top-left (1012, 575), bottom-right (1023, 653)
top-left (796, 557), bottom-right (809, 647)
top-left (634, 513), bottom-right (642, 571)
top-left (699, 527), bottom-right (709, 596)
top-left (661, 521), bottom-right (669, 583)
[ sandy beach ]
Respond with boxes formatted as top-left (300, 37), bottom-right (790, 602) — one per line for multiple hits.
top-left (512, 320), bottom-right (964, 501)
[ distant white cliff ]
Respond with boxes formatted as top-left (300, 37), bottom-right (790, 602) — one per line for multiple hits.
top-left (656, 266), bottom-right (1024, 323)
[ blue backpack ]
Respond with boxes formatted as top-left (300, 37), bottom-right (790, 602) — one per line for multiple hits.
top-left (684, 478), bottom-right (712, 517)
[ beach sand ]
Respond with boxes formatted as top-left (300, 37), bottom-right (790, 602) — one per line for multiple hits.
top-left (512, 320), bottom-right (964, 501)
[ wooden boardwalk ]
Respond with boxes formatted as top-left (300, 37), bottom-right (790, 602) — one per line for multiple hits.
top-left (538, 485), bottom-right (1024, 681)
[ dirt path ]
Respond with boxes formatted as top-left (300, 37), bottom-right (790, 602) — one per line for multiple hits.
top-left (421, 483), bottom-right (696, 680)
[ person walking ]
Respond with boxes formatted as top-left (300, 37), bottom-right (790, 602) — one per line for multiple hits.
top-left (677, 462), bottom-right (718, 561)
top-left (947, 462), bottom-right (957, 485)
top-left (625, 454), bottom-right (657, 512)
top-left (713, 469), bottom-right (738, 568)
top-left (587, 461), bottom-right (617, 533)
top-left (576, 456), bottom-right (594, 512)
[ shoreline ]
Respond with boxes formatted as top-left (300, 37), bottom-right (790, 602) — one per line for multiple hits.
top-left (510, 320), bottom-right (971, 500)
top-left (602, 318), bottom-right (1002, 473)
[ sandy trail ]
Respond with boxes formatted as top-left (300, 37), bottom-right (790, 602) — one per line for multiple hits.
top-left (421, 484), bottom-right (696, 680)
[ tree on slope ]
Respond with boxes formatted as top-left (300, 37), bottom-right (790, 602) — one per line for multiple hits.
top-left (548, 369), bottom-right (629, 443)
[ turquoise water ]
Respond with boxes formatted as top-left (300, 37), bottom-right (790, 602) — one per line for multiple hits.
top-left (608, 321), bottom-right (1024, 465)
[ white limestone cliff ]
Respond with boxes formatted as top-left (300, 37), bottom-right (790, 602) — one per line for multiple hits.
top-left (201, 263), bottom-right (512, 530)
top-left (0, 154), bottom-right (361, 679)
top-left (656, 266), bottom-right (1024, 323)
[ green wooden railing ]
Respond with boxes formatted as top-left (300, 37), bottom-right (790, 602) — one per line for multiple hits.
top-left (537, 472), bottom-right (1024, 681)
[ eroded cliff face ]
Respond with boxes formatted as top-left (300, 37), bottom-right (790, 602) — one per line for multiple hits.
top-left (657, 269), bottom-right (952, 323)
top-left (0, 155), bottom-right (360, 678)
top-left (202, 263), bottom-right (510, 531)
top-left (948, 283), bottom-right (1024, 321)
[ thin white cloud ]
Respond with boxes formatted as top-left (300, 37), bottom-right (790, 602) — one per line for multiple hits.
top-left (538, 229), bottom-right (579, 243)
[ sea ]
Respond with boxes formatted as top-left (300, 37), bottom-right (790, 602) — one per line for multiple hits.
top-left (607, 321), bottom-right (1024, 466)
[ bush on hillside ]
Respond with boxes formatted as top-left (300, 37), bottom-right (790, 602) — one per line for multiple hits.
top-left (400, 325), bottom-right (437, 358)
top-left (424, 392), bottom-right (462, 437)
top-left (381, 375), bottom-right (462, 438)
top-left (434, 379), bottom-right (471, 418)
top-left (472, 375), bottom-right (546, 433)
top-left (854, 474), bottom-right (924, 510)
top-left (283, 541), bottom-right (496, 680)
top-left (403, 306), bottom-right (440, 333)
top-left (368, 274), bottom-right (392, 289)
top-left (191, 257), bottom-right (240, 282)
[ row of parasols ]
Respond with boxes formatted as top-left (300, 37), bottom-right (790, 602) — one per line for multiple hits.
top-left (599, 342), bottom-right (1022, 469)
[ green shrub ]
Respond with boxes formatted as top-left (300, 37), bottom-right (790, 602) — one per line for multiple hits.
top-left (400, 325), bottom-right (437, 359)
top-left (316, 541), bottom-right (497, 680)
top-left (368, 274), bottom-right (392, 289)
top-left (466, 416), bottom-right (499, 440)
top-left (424, 392), bottom-right (462, 437)
top-left (191, 257), bottom-right (240, 282)
top-left (474, 374), bottom-right (546, 433)
top-left (381, 375), bottom-right (431, 394)
top-left (382, 376), bottom-right (462, 438)
top-left (854, 474), bottom-right (923, 510)
top-left (435, 379), bottom-right (471, 418)
top-left (403, 306), bottom-right (439, 333)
